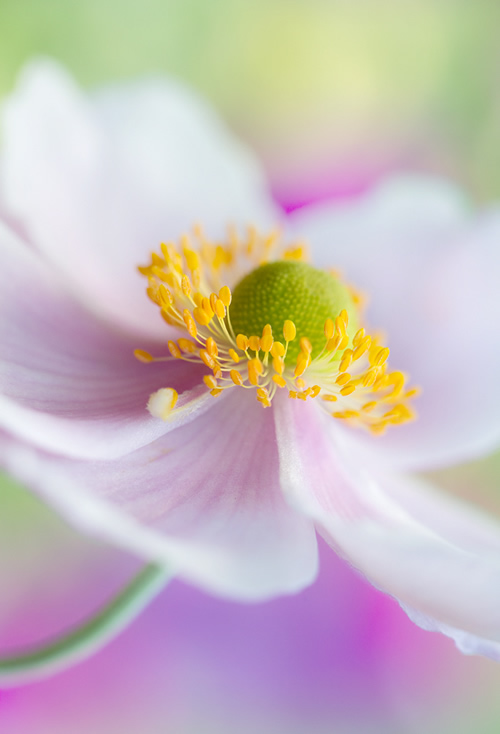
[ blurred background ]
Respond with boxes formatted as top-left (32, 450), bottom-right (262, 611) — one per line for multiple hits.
top-left (1, 0), bottom-right (500, 732)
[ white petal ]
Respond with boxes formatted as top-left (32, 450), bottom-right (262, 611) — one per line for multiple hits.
top-left (1, 390), bottom-right (318, 600)
top-left (274, 395), bottom-right (500, 647)
top-left (290, 176), bottom-right (500, 470)
top-left (1, 59), bottom-right (279, 338)
top-left (0, 220), bottom-right (211, 459)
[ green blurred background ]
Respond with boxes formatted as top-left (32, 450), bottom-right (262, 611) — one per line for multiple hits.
top-left (1, 0), bottom-right (500, 732)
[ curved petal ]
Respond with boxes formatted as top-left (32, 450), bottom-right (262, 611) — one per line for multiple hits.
top-left (0, 221), bottom-right (210, 460)
top-left (1, 59), bottom-right (279, 339)
top-left (274, 395), bottom-right (500, 648)
top-left (1, 390), bottom-right (318, 601)
top-left (290, 177), bottom-right (500, 470)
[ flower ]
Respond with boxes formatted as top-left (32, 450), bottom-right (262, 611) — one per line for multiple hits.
top-left (1, 59), bottom-right (500, 661)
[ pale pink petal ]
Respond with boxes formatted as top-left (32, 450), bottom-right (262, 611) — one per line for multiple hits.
top-left (1, 59), bottom-right (279, 338)
top-left (0, 221), bottom-right (210, 459)
top-left (0, 390), bottom-right (318, 600)
top-left (275, 396), bottom-right (500, 648)
top-left (290, 177), bottom-right (500, 470)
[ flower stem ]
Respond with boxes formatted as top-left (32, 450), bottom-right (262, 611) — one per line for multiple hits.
top-left (0, 563), bottom-right (170, 686)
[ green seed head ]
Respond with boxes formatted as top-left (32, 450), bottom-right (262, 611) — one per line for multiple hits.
top-left (229, 261), bottom-right (358, 363)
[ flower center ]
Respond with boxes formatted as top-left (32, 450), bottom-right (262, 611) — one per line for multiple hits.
top-left (230, 261), bottom-right (358, 364)
top-left (135, 225), bottom-right (419, 433)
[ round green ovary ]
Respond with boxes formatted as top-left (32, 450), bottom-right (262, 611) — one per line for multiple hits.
top-left (229, 261), bottom-right (358, 364)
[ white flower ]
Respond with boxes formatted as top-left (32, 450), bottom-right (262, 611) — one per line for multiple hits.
top-left (1, 60), bottom-right (500, 661)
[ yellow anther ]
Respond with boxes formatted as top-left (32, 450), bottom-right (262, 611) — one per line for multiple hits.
top-left (339, 349), bottom-right (353, 373)
top-left (248, 359), bottom-right (261, 386)
top-left (257, 395), bottom-right (272, 408)
top-left (383, 404), bottom-right (414, 423)
top-left (283, 245), bottom-right (305, 260)
top-left (200, 349), bottom-right (216, 370)
top-left (257, 388), bottom-right (268, 400)
top-left (296, 378), bottom-right (306, 390)
top-left (229, 348), bottom-right (240, 363)
top-left (324, 318), bottom-right (334, 340)
top-left (273, 356), bottom-right (284, 375)
top-left (283, 320), bottom-right (297, 342)
top-left (236, 334), bottom-right (249, 351)
top-left (294, 353), bottom-right (310, 377)
top-left (202, 297), bottom-right (214, 319)
top-left (184, 249), bottom-right (200, 272)
top-left (334, 315), bottom-right (346, 338)
top-left (289, 390), bottom-right (297, 399)
top-left (230, 369), bottom-right (244, 386)
top-left (178, 338), bottom-right (197, 354)
top-left (219, 285), bottom-right (232, 307)
top-left (373, 373), bottom-right (389, 391)
top-left (404, 387), bottom-right (421, 399)
top-left (322, 394), bottom-right (338, 402)
top-left (363, 367), bottom-right (379, 388)
top-left (210, 388), bottom-right (223, 397)
top-left (385, 371), bottom-right (405, 399)
top-left (147, 388), bottom-right (178, 421)
top-left (209, 293), bottom-right (218, 313)
top-left (299, 337), bottom-right (312, 355)
top-left (193, 306), bottom-right (210, 326)
top-left (326, 334), bottom-right (342, 353)
top-left (362, 401), bottom-right (377, 412)
top-left (159, 285), bottom-right (173, 307)
top-left (369, 346), bottom-right (389, 367)
top-left (204, 375), bottom-right (218, 389)
top-left (335, 372), bottom-right (351, 386)
top-left (272, 375), bottom-right (287, 388)
top-left (206, 337), bottom-right (218, 358)
top-left (193, 292), bottom-right (204, 307)
top-left (297, 392), bottom-right (307, 401)
top-left (340, 384), bottom-right (356, 396)
top-left (146, 286), bottom-right (161, 305)
top-left (181, 275), bottom-right (191, 296)
top-left (333, 410), bottom-right (359, 419)
top-left (353, 328), bottom-right (365, 347)
top-left (340, 309), bottom-right (349, 327)
top-left (161, 309), bottom-right (177, 326)
top-left (160, 242), bottom-right (171, 261)
top-left (310, 385), bottom-right (321, 398)
top-left (262, 324), bottom-right (273, 337)
top-left (352, 336), bottom-right (372, 361)
top-left (261, 333), bottom-right (274, 353)
top-left (151, 252), bottom-right (165, 268)
top-left (249, 335), bottom-right (261, 352)
top-left (369, 421), bottom-right (388, 435)
top-left (374, 347), bottom-right (390, 367)
top-left (134, 349), bottom-right (154, 363)
top-left (271, 341), bottom-right (285, 358)
top-left (182, 309), bottom-right (198, 337)
top-left (339, 335), bottom-right (350, 350)
top-left (168, 341), bottom-right (182, 359)
top-left (215, 299), bottom-right (226, 318)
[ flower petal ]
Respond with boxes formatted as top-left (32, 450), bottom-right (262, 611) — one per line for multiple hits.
top-left (275, 395), bottom-right (500, 648)
top-left (1, 59), bottom-right (279, 338)
top-left (1, 390), bottom-right (318, 601)
top-left (290, 176), bottom-right (500, 470)
top-left (0, 221), bottom-right (210, 459)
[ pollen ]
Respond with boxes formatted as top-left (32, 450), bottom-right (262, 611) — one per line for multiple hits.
top-left (135, 225), bottom-right (419, 434)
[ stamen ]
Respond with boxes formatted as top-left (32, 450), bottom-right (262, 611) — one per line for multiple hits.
top-left (136, 225), bottom-right (419, 432)
top-left (147, 388), bottom-right (178, 420)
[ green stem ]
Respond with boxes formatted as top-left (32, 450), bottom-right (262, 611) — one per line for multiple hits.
top-left (0, 563), bottom-right (170, 686)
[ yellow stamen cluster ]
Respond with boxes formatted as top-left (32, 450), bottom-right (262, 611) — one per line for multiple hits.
top-left (135, 226), bottom-right (418, 434)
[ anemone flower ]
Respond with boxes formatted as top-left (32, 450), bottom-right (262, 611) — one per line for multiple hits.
top-left (1, 60), bottom-right (500, 677)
